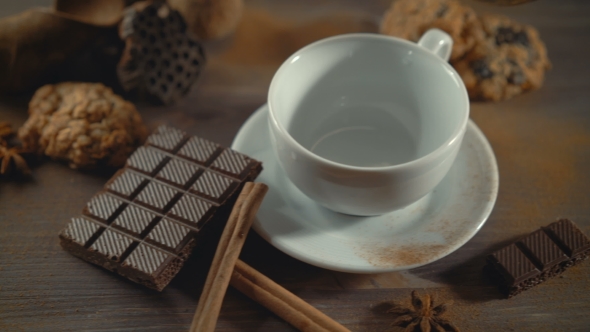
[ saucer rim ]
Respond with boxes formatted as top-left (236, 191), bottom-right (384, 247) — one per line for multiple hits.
top-left (231, 104), bottom-right (499, 273)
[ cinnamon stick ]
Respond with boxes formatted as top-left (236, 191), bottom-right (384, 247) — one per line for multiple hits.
top-left (190, 182), bottom-right (268, 332)
top-left (191, 183), bottom-right (252, 326)
top-left (231, 260), bottom-right (350, 332)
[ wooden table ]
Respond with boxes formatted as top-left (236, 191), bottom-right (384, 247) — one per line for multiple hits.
top-left (1, 0), bottom-right (589, 331)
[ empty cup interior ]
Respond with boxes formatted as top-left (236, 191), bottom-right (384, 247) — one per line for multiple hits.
top-left (269, 34), bottom-right (468, 168)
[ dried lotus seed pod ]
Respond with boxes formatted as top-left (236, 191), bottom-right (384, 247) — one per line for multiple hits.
top-left (117, 1), bottom-right (206, 104)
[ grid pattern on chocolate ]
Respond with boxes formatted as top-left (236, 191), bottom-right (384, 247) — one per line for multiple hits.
top-left (106, 169), bottom-right (147, 199)
top-left (156, 158), bottom-right (201, 188)
top-left (134, 181), bottom-right (181, 213)
top-left (112, 205), bottom-right (158, 236)
top-left (211, 149), bottom-right (254, 179)
top-left (90, 228), bottom-right (134, 261)
top-left (190, 170), bottom-right (236, 203)
top-left (177, 136), bottom-right (219, 165)
top-left (486, 219), bottom-right (590, 297)
top-left (123, 243), bottom-right (173, 275)
top-left (544, 219), bottom-right (590, 257)
top-left (147, 125), bottom-right (187, 152)
top-left (518, 229), bottom-right (568, 271)
top-left (490, 243), bottom-right (539, 285)
top-left (85, 193), bottom-right (126, 222)
top-left (127, 146), bottom-right (169, 175)
top-left (167, 194), bottom-right (214, 229)
top-left (146, 218), bottom-right (192, 251)
top-left (62, 216), bottom-right (102, 246)
top-left (59, 125), bottom-right (263, 291)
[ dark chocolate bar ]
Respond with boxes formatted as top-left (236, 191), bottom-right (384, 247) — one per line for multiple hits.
top-left (485, 219), bottom-right (590, 297)
top-left (59, 125), bottom-right (262, 291)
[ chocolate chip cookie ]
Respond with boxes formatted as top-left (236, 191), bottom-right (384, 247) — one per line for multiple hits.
top-left (380, 0), bottom-right (482, 61)
top-left (452, 14), bottom-right (551, 101)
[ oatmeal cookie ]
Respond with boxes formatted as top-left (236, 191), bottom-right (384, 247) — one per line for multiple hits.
top-left (18, 82), bottom-right (148, 169)
top-left (380, 0), bottom-right (482, 61)
top-left (452, 14), bottom-right (551, 101)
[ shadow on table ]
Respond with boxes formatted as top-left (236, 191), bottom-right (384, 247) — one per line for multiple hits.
top-left (409, 234), bottom-right (526, 303)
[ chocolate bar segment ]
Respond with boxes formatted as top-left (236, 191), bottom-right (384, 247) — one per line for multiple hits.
top-left (111, 205), bottom-right (158, 236)
top-left (62, 216), bottom-right (102, 247)
top-left (156, 158), bottom-right (201, 188)
top-left (127, 146), bottom-right (169, 175)
top-left (167, 194), bottom-right (214, 229)
top-left (544, 219), bottom-right (590, 257)
top-left (517, 230), bottom-right (568, 272)
top-left (106, 169), bottom-right (147, 199)
top-left (146, 218), bottom-right (192, 252)
top-left (488, 243), bottom-right (539, 286)
top-left (59, 125), bottom-right (262, 291)
top-left (120, 243), bottom-right (181, 288)
top-left (211, 149), bottom-right (257, 179)
top-left (84, 194), bottom-right (126, 223)
top-left (134, 181), bottom-right (181, 213)
top-left (177, 136), bottom-right (219, 165)
top-left (90, 229), bottom-right (134, 262)
top-left (485, 219), bottom-right (590, 298)
top-left (190, 170), bottom-right (237, 203)
top-left (146, 125), bottom-right (187, 152)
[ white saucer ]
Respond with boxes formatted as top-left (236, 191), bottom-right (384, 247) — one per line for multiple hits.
top-left (231, 104), bottom-right (499, 273)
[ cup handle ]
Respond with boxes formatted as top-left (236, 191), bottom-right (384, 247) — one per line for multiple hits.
top-left (417, 28), bottom-right (453, 62)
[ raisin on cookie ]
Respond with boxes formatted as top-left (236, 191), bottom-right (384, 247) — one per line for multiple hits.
top-left (451, 14), bottom-right (551, 101)
top-left (380, 0), bottom-right (482, 61)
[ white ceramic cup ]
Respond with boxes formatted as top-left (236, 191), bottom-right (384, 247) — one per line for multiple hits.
top-left (268, 29), bottom-right (469, 216)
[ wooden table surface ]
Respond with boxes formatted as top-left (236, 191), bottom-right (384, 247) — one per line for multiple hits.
top-left (1, 0), bottom-right (589, 331)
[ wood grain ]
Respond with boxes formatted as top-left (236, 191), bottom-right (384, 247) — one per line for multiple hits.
top-left (1, 0), bottom-right (589, 331)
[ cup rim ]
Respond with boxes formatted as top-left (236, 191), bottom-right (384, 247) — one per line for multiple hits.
top-left (268, 33), bottom-right (470, 172)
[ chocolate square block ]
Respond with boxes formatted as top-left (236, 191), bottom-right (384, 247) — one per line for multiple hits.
top-left (146, 125), bottom-right (187, 152)
top-left (544, 219), bottom-right (590, 257)
top-left (156, 158), bottom-right (201, 188)
top-left (211, 149), bottom-right (257, 179)
top-left (84, 194), bottom-right (126, 223)
top-left (134, 181), bottom-right (181, 213)
top-left (488, 243), bottom-right (539, 286)
top-left (120, 243), bottom-right (181, 287)
top-left (90, 229), bottom-right (134, 262)
top-left (59, 125), bottom-right (262, 291)
top-left (146, 218), bottom-right (193, 252)
top-left (168, 194), bottom-right (214, 229)
top-left (62, 216), bottom-right (102, 247)
top-left (485, 219), bottom-right (590, 298)
top-left (190, 170), bottom-right (237, 204)
top-left (106, 169), bottom-right (147, 199)
top-left (518, 229), bottom-right (568, 272)
top-left (111, 205), bottom-right (158, 237)
top-left (177, 136), bottom-right (219, 165)
top-left (127, 146), bottom-right (169, 175)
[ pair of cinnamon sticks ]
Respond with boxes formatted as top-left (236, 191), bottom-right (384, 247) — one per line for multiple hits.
top-left (189, 182), bottom-right (350, 332)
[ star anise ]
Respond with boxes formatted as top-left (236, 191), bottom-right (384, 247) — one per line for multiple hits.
top-left (0, 142), bottom-right (31, 175)
top-left (386, 291), bottom-right (459, 332)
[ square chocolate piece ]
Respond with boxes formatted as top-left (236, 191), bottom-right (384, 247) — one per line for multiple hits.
top-left (177, 136), bottom-right (219, 165)
top-left (127, 146), bottom-right (169, 176)
top-left (106, 169), bottom-right (147, 199)
top-left (156, 158), bottom-right (201, 188)
top-left (146, 125), bottom-right (187, 153)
